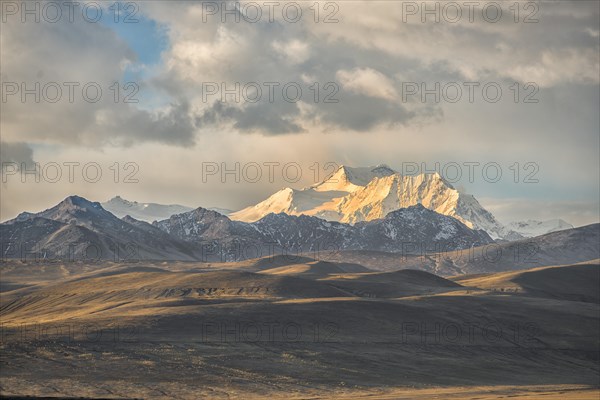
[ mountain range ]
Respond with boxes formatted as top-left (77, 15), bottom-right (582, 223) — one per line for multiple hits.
top-left (229, 165), bottom-right (522, 240)
top-left (1, 193), bottom-right (597, 276)
top-left (2, 195), bottom-right (493, 263)
top-left (229, 165), bottom-right (572, 240)
top-left (1, 196), bottom-right (201, 262)
top-left (102, 196), bottom-right (232, 221)
top-left (319, 224), bottom-right (600, 276)
top-left (0, 164), bottom-right (584, 266)
top-left (100, 165), bottom-right (573, 241)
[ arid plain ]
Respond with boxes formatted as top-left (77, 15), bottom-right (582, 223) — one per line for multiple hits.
top-left (1, 257), bottom-right (598, 399)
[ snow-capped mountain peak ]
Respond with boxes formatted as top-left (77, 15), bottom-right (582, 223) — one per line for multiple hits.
top-left (312, 164), bottom-right (397, 193)
top-left (229, 165), bottom-right (522, 240)
top-left (102, 196), bottom-right (194, 222)
top-left (506, 219), bottom-right (574, 238)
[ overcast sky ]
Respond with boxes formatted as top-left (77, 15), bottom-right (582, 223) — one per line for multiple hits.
top-left (1, 0), bottom-right (599, 226)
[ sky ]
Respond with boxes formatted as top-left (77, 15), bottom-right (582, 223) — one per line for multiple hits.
top-left (1, 0), bottom-right (599, 227)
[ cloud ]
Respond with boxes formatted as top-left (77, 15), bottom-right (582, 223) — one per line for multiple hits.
top-left (310, 1), bottom-right (600, 86)
top-left (508, 49), bottom-right (600, 88)
top-left (195, 100), bottom-right (304, 135)
top-left (7, 0), bottom-right (597, 142)
top-left (4, 0), bottom-right (599, 144)
top-left (0, 142), bottom-right (35, 170)
top-left (272, 40), bottom-right (311, 65)
top-left (336, 67), bottom-right (398, 100)
top-left (1, 6), bottom-right (196, 147)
